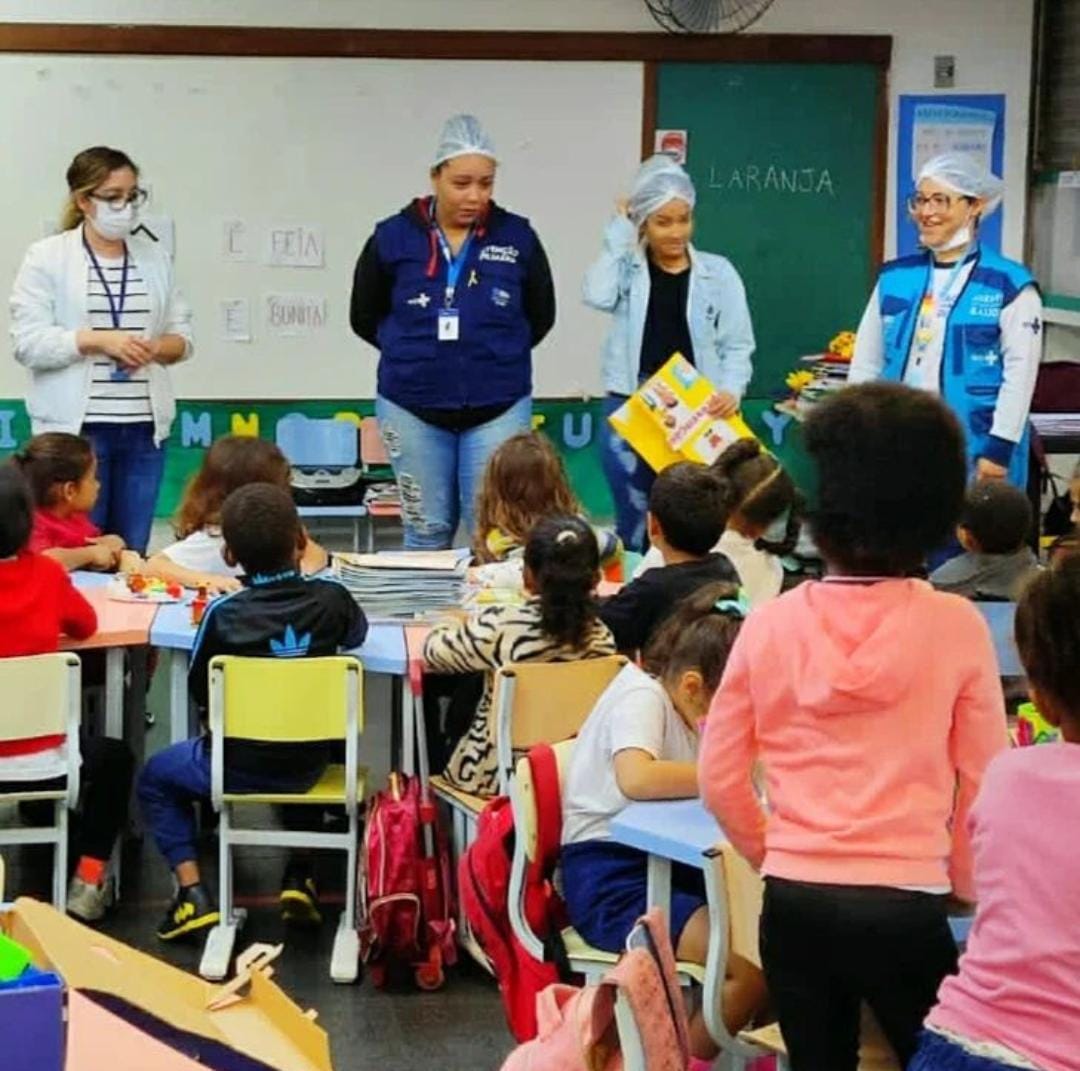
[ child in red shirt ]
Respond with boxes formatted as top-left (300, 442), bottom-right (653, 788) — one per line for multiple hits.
top-left (15, 432), bottom-right (139, 573)
top-left (0, 463), bottom-right (133, 922)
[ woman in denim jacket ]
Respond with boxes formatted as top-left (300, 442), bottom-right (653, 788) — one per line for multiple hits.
top-left (583, 156), bottom-right (755, 551)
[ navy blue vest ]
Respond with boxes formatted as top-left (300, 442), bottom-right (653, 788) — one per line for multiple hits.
top-left (876, 245), bottom-right (1037, 486)
top-left (373, 201), bottom-right (538, 411)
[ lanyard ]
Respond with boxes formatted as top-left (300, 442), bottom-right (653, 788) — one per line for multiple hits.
top-left (433, 225), bottom-right (474, 308)
top-left (83, 233), bottom-right (129, 329)
top-left (913, 254), bottom-right (971, 356)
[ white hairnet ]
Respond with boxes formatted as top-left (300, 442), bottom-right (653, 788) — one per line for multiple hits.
top-left (433, 114), bottom-right (497, 167)
top-left (918, 152), bottom-right (1004, 217)
top-left (628, 154), bottom-right (696, 226)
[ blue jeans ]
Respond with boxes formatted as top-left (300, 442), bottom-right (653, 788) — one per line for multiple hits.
top-left (909, 1029), bottom-right (1025, 1071)
top-left (81, 422), bottom-right (165, 554)
top-left (599, 394), bottom-right (656, 554)
top-left (137, 737), bottom-right (322, 868)
top-left (375, 394), bottom-right (533, 550)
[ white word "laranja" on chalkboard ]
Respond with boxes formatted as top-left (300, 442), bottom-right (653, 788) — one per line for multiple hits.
top-left (707, 164), bottom-right (835, 196)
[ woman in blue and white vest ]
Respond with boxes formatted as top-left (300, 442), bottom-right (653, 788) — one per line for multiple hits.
top-left (849, 152), bottom-right (1042, 488)
top-left (584, 155), bottom-right (756, 552)
top-left (350, 115), bottom-right (556, 550)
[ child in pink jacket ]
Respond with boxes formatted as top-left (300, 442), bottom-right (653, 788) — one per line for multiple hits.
top-left (699, 383), bottom-right (1009, 1070)
top-left (911, 556), bottom-right (1080, 1071)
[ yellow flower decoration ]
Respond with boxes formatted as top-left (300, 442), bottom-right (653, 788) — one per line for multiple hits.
top-left (829, 330), bottom-right (856, 359)
top-left (786, 369), bottom-right (815, 392)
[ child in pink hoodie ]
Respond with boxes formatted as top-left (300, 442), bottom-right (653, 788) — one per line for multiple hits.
top-left (911, 556), bottom-right (1080, 1071)
top-left (699, 383), bottom-right (1010, 1070)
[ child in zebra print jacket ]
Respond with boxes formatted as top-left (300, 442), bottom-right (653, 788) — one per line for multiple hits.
top-left (424, 515), bottom-right (616, 797)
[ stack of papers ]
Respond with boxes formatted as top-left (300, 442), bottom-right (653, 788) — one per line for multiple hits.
top-left (774, 352), bottom-right (852, 422)
top-left (333, 549), bottom-right (469, 617)
top-left (1031, 413), bottom-right (1080, 437)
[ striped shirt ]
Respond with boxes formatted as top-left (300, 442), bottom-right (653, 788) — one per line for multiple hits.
top-left (423, 599), bottom-right (616, 797)
top-left (84, 251), bottom-right (153, 423)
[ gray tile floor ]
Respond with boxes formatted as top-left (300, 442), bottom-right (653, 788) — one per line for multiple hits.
top-left (2, 514), bottom-right (515, 1071)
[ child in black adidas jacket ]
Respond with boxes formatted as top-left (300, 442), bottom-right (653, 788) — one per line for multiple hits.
top-left (139, 482), bottom-right (367, 941)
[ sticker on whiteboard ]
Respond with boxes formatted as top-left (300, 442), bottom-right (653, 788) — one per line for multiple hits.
top-left (1059, 171), bottom-right (1080, 189)
top-left (222, 218), bottom-right (251, 262)
top-left (265, 293), bottom-right (327, 336)
top-left (220, 299), bottom-right (252, 342)
top-left (654, 129), bottom-right (688, 165)
top-left (266, 224), bottom-right (325, 268)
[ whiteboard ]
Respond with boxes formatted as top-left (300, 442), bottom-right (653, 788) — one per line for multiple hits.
top-left (0, 56), bottom-right (643, 399)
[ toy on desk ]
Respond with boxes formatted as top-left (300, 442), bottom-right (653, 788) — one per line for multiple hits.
top-left (190, 586), bottom-right (209, 627)
top-left (107, 573), bottom-right (185, 603)
top-left (0, 932), bottom-right (32, 983)
top-left (1016, 701), bottom-right (1061, 746)
top-left (774, 329), bottom-right (855, 423)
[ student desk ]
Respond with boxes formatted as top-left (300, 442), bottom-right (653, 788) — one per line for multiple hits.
top-left (149, 601), bottom-right (410, 746)
top-left (66, 573), bottom-right (155, 740)
top-left (297, 504), bottom-right (369, 553)
top-left (609, 797), bottom-right (974, 945)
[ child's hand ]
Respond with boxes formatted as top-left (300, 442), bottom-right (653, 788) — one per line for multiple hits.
top-left (118, 550), bottom-right (144, 574)
top-left (93, 534), bottom-right (127, 554)
top-left (86, 543), bottom-right (120, 570)
top-left (196, 574), bottom-right (242, 595)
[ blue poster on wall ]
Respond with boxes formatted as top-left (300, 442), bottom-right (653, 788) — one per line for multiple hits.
top-left (896, 94), bottom-right (1006, 256)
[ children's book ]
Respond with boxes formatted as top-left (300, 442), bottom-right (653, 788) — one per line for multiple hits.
top-left (608, 353), bottom-right (755, 471)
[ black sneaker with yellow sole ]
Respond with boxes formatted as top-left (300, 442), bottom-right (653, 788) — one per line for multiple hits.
top-left (156, 883), bottom-right (220, 941)
top-left (280, 866), bottom-right (322, 926)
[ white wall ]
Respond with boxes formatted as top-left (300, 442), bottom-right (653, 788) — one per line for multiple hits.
top-left (0, 0), bottom-right (1037, 260)
top-left (0, 0), bottom-right (1037, 398)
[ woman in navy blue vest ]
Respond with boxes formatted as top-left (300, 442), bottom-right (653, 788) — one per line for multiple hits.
top-left (849, 153), bottom-right (1042, 489)
top-left (350, 115), bottom-right (556, 550)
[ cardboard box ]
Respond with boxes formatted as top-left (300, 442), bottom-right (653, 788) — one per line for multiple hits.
top-left (5, 898), bottom-right (333, 1071)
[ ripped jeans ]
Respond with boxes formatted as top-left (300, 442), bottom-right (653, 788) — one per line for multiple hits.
top-left (375, 394), bottom-right (533, 549)
top-left (600, 394), bottom-right (656, 553)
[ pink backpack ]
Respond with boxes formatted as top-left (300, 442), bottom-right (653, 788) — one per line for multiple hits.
top-left (359, 772), bottom-right (456, 989)
top-left (499, 909), bottom-right (691, 1071)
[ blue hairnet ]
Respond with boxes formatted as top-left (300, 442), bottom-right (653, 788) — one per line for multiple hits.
top-left (628, 154), bottom-right (696, 226)
top-left (433, 114), bottom-right (497, 167)
top-left (918, 152), bottom-right (1003, 217)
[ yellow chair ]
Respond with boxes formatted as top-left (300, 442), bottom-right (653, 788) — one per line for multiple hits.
top-left (428, 656), bottom-right (628, 963)
top-left (0, 653), bottom-right (81, 911)
top-left (508, 739), bottom-right (705, 989)
top-left (702, 844), bottom-right (901, 1070)
top-left (198, 655), bottom-right (366, 984)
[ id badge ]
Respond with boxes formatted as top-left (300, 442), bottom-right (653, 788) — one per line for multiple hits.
top-left (437, 308), bottom-right (460, 342)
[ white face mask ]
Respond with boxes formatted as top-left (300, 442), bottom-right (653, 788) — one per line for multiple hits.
top-left (926, 223), bottom-right (972, 254)
top-left (88, 200), bottom-right (137, 241)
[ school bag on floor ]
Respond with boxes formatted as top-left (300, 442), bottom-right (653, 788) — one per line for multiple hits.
top-left (498, 908), bottom-right (691, 1071)
top-left (458, 743), bottom-right (571, 1041)
top-left (358, 772), bottom-right (456, 990)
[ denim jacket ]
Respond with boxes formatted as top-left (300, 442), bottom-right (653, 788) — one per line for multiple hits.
top-left (582, 214), bottom-right (755, 397)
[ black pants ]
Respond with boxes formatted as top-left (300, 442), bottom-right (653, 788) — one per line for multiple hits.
top-left (6, 734), bottom-right (134, 862)
top-left (760, 877), bottom-right (959, 1071)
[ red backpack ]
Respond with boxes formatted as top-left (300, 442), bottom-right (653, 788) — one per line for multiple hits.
top-left (458, 743), bottom-right (571, 1041)
top-left (359, 772), bottom-right (457, 990)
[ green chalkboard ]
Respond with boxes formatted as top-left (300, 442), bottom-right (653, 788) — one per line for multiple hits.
top-left (657, 62), bottom-right (882, 398)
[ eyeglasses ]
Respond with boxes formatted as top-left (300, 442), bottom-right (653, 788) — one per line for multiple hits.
top-left (89, 188), bottom-right (149, 210)
top-left (906, 192), bottom-right (973, 214)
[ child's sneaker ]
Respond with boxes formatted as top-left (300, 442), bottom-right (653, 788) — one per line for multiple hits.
top-left (156, 883), bottom-right (220, 941)
top-left (279, 864), bottom-right (322, 926)
top-left (66, 876), bottom-right (112, 922)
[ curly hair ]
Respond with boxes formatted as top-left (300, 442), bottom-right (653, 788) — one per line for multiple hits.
top-left (712, 438), bottom-right (803, 557)
top-left (803, 383), bottom-right (966, 576)
top-left (472, 432), bottom-right (580, 563)
top-left (642, 580), bottom-right (745, 693)
top-left (175, 436), bottom-right (291, 539)
top-left (524, 515), bottom-right (601, 648)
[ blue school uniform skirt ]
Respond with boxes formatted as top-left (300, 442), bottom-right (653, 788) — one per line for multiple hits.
top-left (561, 839), bottom-right (706, 953)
